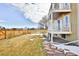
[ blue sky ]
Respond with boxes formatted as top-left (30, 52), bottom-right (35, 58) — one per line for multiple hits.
top-left (0, 3), bottom-right (38, 28)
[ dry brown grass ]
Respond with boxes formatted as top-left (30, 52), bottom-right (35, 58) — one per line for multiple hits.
top-left (0, 34), bottom-right (46, 56)
top-left (0, 29), bottom-right (47, 40)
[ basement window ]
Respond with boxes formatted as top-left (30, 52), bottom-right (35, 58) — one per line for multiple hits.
top-left (61, 34), bottom-right (66, 39)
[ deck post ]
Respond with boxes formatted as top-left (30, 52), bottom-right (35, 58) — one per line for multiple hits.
top-left (50, 10), bottom-right (54, 43)
top-left (50, 32), bottom-right (53, 43)
top-left (5, 29), bottom-right (6, 39)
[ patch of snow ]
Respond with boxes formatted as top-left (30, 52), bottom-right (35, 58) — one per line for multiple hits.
top-left (54, 44), bottom-right (79, 55)
top-left (30, 39), bottom-right (34, 41)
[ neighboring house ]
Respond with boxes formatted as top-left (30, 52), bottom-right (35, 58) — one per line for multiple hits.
top-left (47, 3), bottom-right (78, 44)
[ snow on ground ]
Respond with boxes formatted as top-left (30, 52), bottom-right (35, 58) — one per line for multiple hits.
top-left (54, 43), bottom-right (79, 55)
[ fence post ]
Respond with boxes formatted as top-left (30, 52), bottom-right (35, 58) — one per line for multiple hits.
top-left (5, 29), bottom-right (6, 39)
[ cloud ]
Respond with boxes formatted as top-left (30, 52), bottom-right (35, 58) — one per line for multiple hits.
top-left (12, 3), bottom-right (51, 23)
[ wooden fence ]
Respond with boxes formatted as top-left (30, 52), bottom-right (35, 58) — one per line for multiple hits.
top-left (0, 29), bottom-right (31, 40)
top-left (0, 29), bottom-right (47, 40)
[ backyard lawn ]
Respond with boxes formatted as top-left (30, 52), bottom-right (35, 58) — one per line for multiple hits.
top-left (0, 34), bottom-right (46, 56)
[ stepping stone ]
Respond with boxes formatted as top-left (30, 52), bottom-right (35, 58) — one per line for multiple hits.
top-left (43, 44), bottom-right (51, 49)
top-left (44, 47), bottom-right (52, 51)
top-left (51, 45), bottom-right (57, 49)
top-left (65, 52), bottom-right (78, 56)
top-left (55, 50), bottom-right (63, 54)
top-left (54, 50), bottom-right (65, 56)
top-left (43, 45), bottom-right (50, 48)
top-left (47, 50), bottom-right (65, 56)
top-left (47, 51), bottom-right (55, 56)
top-left (57, 48), bottom-right (64, 52)
top-left (64, 49), bottom-right (70, 51)
top-left (54, 53), bottom-right (65, 56)
top-left (63, 49), bottom-right (70, 55)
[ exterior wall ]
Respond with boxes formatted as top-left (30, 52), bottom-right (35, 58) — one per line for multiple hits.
top-left (48, 3), bottom-right (78, 42)
top-left (66, 3), bottom-right (78, 41)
